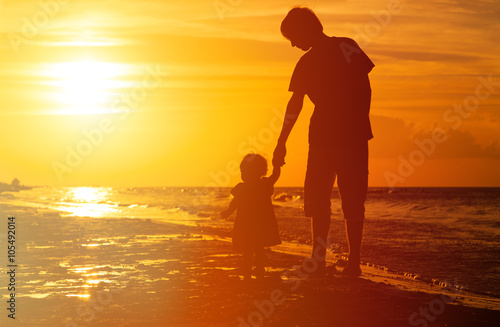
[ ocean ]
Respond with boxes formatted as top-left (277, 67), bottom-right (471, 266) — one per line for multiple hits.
top-left (1, 186), bottom-right (499, 303)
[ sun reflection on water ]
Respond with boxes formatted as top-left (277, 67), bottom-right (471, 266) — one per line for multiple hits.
top-left (55, 187), bottom-right (118, 217)
top-left (71, 187), bottom-right (107, 202)
top-left (66, 294), bottom-right (91, 299)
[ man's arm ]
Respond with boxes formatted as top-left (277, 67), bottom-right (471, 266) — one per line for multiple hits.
top-left (273, 92), bottom-right (305, 167)
top-left (267, 165), bottom-right (281, 185)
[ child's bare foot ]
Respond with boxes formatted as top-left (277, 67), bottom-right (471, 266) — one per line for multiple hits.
top-left (308, 260), bottom-right (326, 279)
top-left (254, 266), bottom-right (265, 280)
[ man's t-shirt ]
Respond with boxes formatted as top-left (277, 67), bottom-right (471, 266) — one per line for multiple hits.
top-left (289, 36), bottom-right (374, 148)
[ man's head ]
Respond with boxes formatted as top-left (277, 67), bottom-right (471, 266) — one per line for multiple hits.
top-left (281, 6), bottom-right (323, 51)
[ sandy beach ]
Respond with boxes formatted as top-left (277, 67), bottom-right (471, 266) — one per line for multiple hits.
top-left (1, 203), bottom-right (498, 327)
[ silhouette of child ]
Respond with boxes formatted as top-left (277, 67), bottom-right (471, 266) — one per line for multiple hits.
top-left (221, 153), bottom-right (281, 280)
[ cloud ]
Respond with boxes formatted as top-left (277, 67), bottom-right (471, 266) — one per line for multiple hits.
top-left (414, 128), bottom-right (500, 159)
top-left (370, 115), bottom-right (500, 160)
top-left (369, 48), bottom-right (482, 62)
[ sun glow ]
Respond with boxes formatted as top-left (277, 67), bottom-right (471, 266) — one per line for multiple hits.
top-left (44, 60), bottom-right (131, 115)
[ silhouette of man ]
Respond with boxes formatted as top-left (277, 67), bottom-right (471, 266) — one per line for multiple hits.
top-left (273, 7), bottom-right (374, 277)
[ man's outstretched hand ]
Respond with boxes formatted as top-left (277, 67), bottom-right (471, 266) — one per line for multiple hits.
top-left (273, 143), bottom-right (286, 167)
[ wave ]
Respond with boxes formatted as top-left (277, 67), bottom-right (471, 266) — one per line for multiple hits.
top-left (410, 204), bottom-right (431, 211)
top-left (273, 192), bottom-right (302, 202)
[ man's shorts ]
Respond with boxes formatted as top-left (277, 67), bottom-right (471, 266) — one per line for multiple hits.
top-left (304, 142), bottom-right (368, 221)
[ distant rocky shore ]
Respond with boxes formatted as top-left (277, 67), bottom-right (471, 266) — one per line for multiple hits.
top-left (0, 178), bottom-right (32, 193)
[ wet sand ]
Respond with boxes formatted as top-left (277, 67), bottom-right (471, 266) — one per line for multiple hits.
top-left (1, 207), bottom-right (499, 327)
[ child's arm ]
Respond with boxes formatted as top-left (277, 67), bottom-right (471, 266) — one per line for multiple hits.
top-left (220, 198), bottom-right (238, 219)
top-left (267, 165), bottom-right (281, 185)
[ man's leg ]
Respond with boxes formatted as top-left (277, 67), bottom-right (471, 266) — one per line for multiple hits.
top-left (254, 246), bottom-right (265, 279)
top-left (241, 249), bottom-right (252, 280)
top-left (304, 147), bottom-right (335, 272)
top-left (311, 213), bottom-right (330, 268)
top-left (345, 218), bottom-right (364, 267)
top-left (337, 142), bottom-right (368, 276)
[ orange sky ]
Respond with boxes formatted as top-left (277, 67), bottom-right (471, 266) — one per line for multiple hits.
top-left (0, 0), bottom-right (499, 187)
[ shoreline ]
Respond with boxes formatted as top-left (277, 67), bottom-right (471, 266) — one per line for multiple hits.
top-left (0, 204), bottom-right (499, 326)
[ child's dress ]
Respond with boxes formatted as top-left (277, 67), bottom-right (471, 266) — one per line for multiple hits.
top-left (231, 177), bottom-right (281, 252)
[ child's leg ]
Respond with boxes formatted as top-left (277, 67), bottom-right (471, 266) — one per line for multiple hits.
top-left (254, 246), bottom-right (266, 279)
top-left (241, 249), bottom-right (252, 279)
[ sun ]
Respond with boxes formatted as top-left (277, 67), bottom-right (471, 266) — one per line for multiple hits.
top-left (44, 60), bottom-right (129, 115)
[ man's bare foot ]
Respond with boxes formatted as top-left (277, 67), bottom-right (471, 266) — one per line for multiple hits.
top-left (341, 264), bottom-right (362, 277)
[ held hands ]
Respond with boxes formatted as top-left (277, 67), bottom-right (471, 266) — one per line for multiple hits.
top-left (273, 142), bottom-right (286, 167)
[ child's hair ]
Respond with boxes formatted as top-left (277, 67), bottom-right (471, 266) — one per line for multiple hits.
top-left (281, 6), bottom-right (323, 40)
top-left (240, 153), bottom-right (268, 177)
